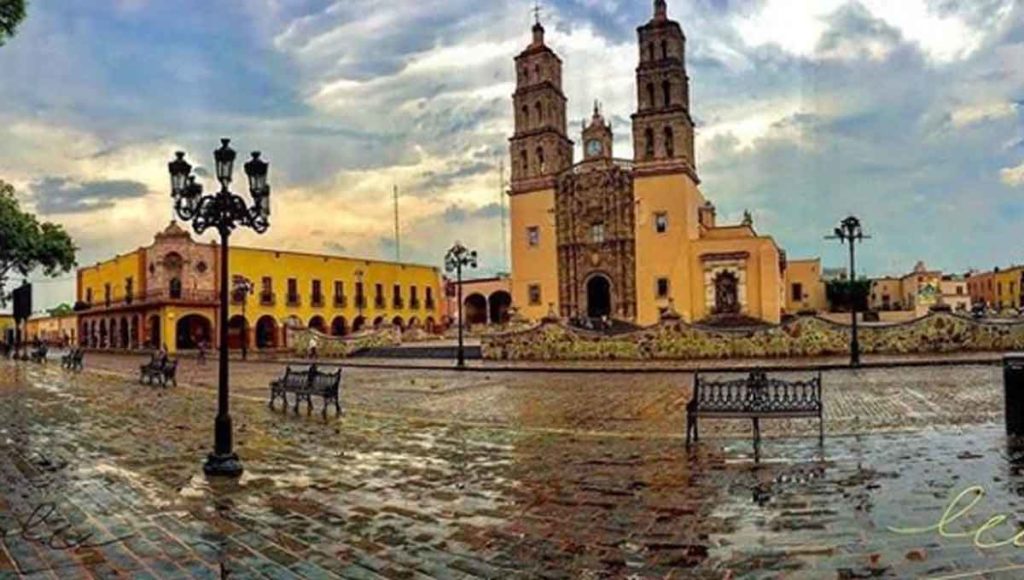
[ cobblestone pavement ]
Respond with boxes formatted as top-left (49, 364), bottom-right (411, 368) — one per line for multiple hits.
top-left (2, 359), bottom-right (1022, 579)
top-left (81, 352), bottom-right (1001, 437)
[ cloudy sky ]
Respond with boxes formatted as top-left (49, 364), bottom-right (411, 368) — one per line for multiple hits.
top-left (1, 0), bottom-right (1023, 311)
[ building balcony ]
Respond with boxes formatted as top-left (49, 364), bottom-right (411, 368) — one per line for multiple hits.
top-left (355, 295), bottom-right (367, 309)
top-left (79, 289), bottom-right (218, 312)
top-left (311, 295), bottom-right (325, 308)
top-left (410, 298), bottom-right (421, 310)
top-left (286, 294), bottom-right (301, 307)
top-left (425, 298), bottom-right (436, 310)
top-left (259, 292), bottom-right (276, 306)
top-left (393, 297), bottom-right (404, 309)
top-left (334, 295), bottom-right (348, 308)
top-left (374, 297), bottom-right (386, 309)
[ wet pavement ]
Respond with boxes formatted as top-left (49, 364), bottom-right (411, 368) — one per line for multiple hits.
top-left (2, 358), bottom-right (1024, 578)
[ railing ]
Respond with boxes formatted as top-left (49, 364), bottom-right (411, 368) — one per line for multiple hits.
top-left (287, 294), bottom-right (301, 307)
top-left (355, 295), bottom-right (367, 309)
top-left (260, 292), bottom-right (276, 306)
top-left (425, 298), bottom-right (436, 310)
top-left (81, 289), bottom-right (218, 310)
top-left (334, 295), bottom-right (348, 308)
top-left (374, 296), bottom-right (386, 309)
top-left (410, 298), bottom-right (421, 310)
top-left (393, 297), bottom-right (404, 309)
top-left (311, 295), bottom-right (325, 308)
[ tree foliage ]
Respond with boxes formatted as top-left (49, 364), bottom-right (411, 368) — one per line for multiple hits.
top-left (826, 279), bottom-right (870, 312)
top-left (0, 180), bottom-right (77, 306)
top-left (0, 0), bottom-right (26, 46)
top-left (47, 302), bottom-right (73, 317)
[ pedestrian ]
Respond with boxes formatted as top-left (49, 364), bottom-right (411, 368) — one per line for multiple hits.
top-left (197, 338), bottom-right (208, 365)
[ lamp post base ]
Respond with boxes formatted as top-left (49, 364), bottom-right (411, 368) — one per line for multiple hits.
top-left (203, 452), bottom-right (243, 478)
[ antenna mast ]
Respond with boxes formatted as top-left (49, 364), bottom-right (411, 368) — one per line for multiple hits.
top-left (393, 184), bottom-right (401, 262)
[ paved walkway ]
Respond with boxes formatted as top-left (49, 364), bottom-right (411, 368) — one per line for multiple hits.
top-left (1, 359), bottom-right (1022, 579)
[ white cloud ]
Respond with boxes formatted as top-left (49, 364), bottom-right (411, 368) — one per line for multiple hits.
top-left (1002, 162), bottom-right (1024, 187)
top-left (950, 101), bottom-right (1018, 128)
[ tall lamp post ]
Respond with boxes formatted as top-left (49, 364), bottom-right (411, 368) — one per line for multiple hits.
top-left (826, 216), bottom-right (869, 367)
top-left (444, 241), bottom-right (477, 369)
top-left (232, 275), bottom-right (254, 361)
top-left (168, 138), bottom-right (270, 478)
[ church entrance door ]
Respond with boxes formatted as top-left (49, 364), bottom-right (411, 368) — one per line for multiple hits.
top-left (586, 275), bottom-right (612, 318)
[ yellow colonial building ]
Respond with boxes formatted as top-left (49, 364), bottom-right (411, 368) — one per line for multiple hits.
top-left (508, 1), bottom-right (803, 326)
top-left (77, 222), bottom-right (444, 353)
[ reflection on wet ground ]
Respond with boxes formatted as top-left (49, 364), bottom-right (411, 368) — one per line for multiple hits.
top-left (2, 361), bottom-right (1023, 578)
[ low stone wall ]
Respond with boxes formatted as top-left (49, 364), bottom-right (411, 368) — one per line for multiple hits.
top-left (481, 313), bottom-right (1024, 361)
top-left (290, 327), bottom-right (401, 358)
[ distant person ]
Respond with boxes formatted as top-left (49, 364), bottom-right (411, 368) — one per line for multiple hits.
top-left (197, 338), bottom-right (208, 365)
top-left (308, 335), bottom-right (319, 360)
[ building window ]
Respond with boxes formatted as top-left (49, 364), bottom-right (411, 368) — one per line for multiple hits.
top-left (536, 146), bottom-right (546, 173)
top-left (520, 150), bottom-right (528, 175)
top-left (393, 284), bottom-right (403, 308)
top-left (410, 286), bottom-right (420, 309)
top-left (664, 126), bottom-right (675, 158)
top-left (534, 102), bottom-right (543, 126)
top-left (333, 281), bottom-right (346, 307)
top-left (260, 277), bottom-right (274, 305)
top-left (125, 277), bottom-right (134, 304)
top-left (662, 80), bottom-right (671, 107)
top-left (791, 283), bottom-right (803, 302)
top-left (661, 40), bottom-right (668, 59)
top-left (86, 288), bottom-right (93, 304)
top-left (104, 283), bottom-right (111, 306)
top-left (169, 278), bottom-right (181, 300)
top-left (644, 128), bottom-right (655, 160)
top-left (654, 212), bottom-right (668, 234)
top-left (521, 104), bottom-right (529, 126)
top-left (527, 226), bottom-right (540, 247)
top-left (656, 278), bottom-right (670, 299)
top-left (646, 83), bottom-right (655, 109)
top-left (312, 280), bottom-right (323, 307)
top-left (590, 222), bottom-right (606, 244)
top-left (287, 278), bottom-right (299, 306)
top-left (425, 287), bottom-right (435, 310)
top-left (375, 283), bottom-right (385, 308)
top-left (957, 285), bottom-right (964, 295)
top-left (528, 284), bottom-right (542, 306)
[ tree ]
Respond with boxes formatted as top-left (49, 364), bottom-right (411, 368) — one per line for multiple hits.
top-left (0, 180), bottom-right (77, 306)
top-left (826, 279), bottom-right (870, 313)
top-left (48, 302), bottom-right (73, 317)
top-left (0, 0), bottom-right (27, 46)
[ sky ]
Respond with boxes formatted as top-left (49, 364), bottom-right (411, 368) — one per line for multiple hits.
top-left (1, 0), bottom-right (1023, 312)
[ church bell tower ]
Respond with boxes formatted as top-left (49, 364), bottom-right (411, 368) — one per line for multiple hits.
top-left (510, 20), bottom-right (574, 193)
top-left (631, 0), bottom-right (696, 181)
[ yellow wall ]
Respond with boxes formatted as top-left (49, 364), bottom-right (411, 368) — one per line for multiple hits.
top-left (994, 268), bottom-right (1024, 310)
top-left (509, 188), bottom-right (559, 320)
top-left (688, 236), bottom-right (782, 323)
top-left (78, 251), bottom-right (145, 306)
top-left (227, 246), bottom-right (443, 328)
top-left (785, 259), bottom-right (826, 313)
top-left (633, 172), bottom-right (704, 325)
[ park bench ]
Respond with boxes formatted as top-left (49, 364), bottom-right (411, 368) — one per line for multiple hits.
top-left (61, 348), bottom-right (84, 371)
top-left (269, 364), bottom-right (343, 418)
top-left (139, 354), bottom-right (178, 387)
top-left (29, 345), bottom-right (48, 364)
top-left (686, 370), bottom-right (823, 451)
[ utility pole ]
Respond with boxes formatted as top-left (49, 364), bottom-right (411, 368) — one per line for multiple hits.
top-left (393, 184), bottom-right (401, 262)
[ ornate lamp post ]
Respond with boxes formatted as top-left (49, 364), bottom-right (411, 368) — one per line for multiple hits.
top-left (168, 138), bottom-right (270, 478)
top-left (444, 241), bottom-right (477, 369)
top-left (827, 216), bottom-right (869, 367)
top-left (232, 275), bottom-right (254, 361)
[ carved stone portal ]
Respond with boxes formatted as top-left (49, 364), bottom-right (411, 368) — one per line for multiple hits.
top-left (556, 163), bottom-right (637, 320)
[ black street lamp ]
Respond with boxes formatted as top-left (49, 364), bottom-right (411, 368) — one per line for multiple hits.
top-left (826, 216), bottom-right (869, 367)
top-left (168, 138), bottom-right (270, 478)
top-left (444, 241), bottom-right (477, 369)
top-left (232, 275), bottom-right (254, 361)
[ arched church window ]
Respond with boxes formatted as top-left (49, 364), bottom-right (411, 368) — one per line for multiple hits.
top-left (646, 83), bottom-right (655, 109)
top-left (644, 128), bottom-right (655, 160)
top-left (647, 43), bottom-right (655, 61)
top-left (536, 147), bottom-right (546, 173)
top-left (664, 126), bottom-right (675, 158)
top-left (521, 105), bottom-right (529, 127)
top-left (533, 64), bottom-right (540, 82)
top-left (661, 40), bottom-right (669, 59)
top-left (520, 150), bottom-right (529, 175)
top-left (663, 80), bottom-right (672, 107)
top-left (169, 277), bottom-right (182, 299)
top-left (535, 102), bottom-right (543, 125)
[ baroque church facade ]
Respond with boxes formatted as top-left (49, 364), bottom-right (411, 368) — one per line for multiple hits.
top-left (508, 0), bottom-right (804, 326)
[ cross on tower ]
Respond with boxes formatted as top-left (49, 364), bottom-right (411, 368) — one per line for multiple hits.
top-left (532, 1), bottom-right (542, 24)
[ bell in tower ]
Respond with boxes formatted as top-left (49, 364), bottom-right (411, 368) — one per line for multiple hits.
top-left (582, 101), bottom-right (613, 161)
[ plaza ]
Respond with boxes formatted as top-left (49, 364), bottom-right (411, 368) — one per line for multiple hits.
top-left (2, 354), bottom-right (1023, 578)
